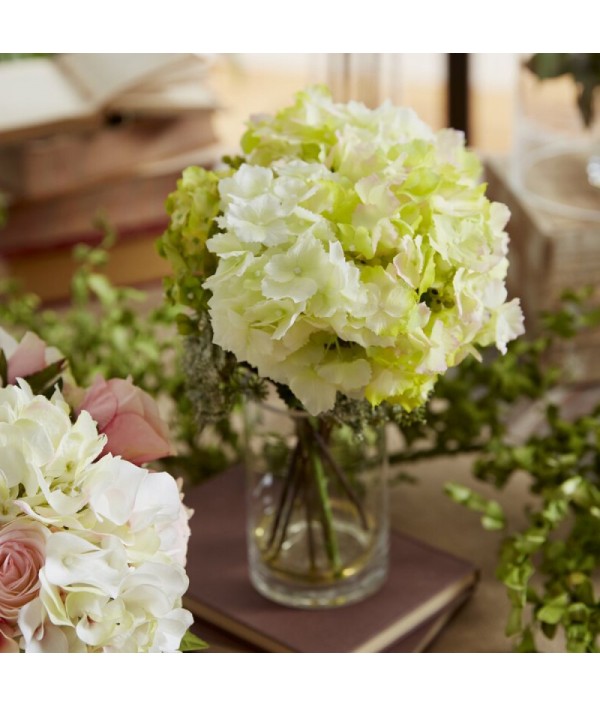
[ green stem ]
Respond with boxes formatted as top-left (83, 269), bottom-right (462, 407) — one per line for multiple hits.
top-left (312, 428), bottom-right (369, 531)
top-left (269, 464), bottom-right (303, 561)
top-left (266, 443), bottom-right (301, 552)
top-left (308, 438), bottom-right (342, 576)
top-left (302, 463), bottom-right (317, 574)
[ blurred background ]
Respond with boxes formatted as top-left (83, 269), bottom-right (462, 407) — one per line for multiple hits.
top-left (212, 53), bottom-right (518, 153)
top-left (0, 52), bottom-right (598, 371)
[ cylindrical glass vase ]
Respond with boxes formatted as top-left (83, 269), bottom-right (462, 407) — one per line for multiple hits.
top-left (244, 397), bottom-right (389, 609)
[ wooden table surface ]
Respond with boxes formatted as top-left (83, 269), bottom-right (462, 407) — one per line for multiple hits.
top-left (389, 454), bottom-right (554, 652)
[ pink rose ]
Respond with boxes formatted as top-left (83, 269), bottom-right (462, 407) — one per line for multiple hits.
top-left (0, 329), bottom-right (44, 384)
top-left (0, 520), bottom-right (48, 629)
top-left (0, 327), bottom-right (62, 385)
top-left (78, 375), bottom-right (173, 465)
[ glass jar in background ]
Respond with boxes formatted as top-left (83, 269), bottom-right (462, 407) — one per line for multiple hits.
top-left (512, 53), bottom-right (600, 223)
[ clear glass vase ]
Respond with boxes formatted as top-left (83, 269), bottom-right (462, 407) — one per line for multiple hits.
top-left (513, 54), bottom-right (600, 223)
top-left (243, 394), bottom-right (389, 608)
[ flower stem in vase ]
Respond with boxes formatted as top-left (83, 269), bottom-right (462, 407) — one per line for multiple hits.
top-left (312, 425), bottom-right (370, 532)
top-left (246, 398), bottom-right (389, 606)
top-left (262, 414), bottom-right (380, 580)
top-left (308, 438), bottom-right (342, 576)
top-left (302, 468), bottom-right (317, 574)
top-left (269, 468), bottom-right (303, 561)
top-left (265, 443), bottom-right (302, 554)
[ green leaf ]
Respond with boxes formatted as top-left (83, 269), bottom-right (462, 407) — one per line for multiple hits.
top-left (541, 621), bottom-right (558, 640)
top-left (512, 446), bottom-right (534, 470)
top-left (87, 273), bottom-right (117, 305)
top-left (567, 573), bottom-right (595, 604)
top-left (537, 604), bottom-right (565, 625)
top-left (567, 602), bottom-right (590, 623)
top-left (445, 482), bottom-right (471, 504)
top-left (525, 53), bottom-right (570, 80)
top-left (515, 627), bottom-right (537, 653)
top-left (445, 483), bottom-right (505, 531)
top-left (23, 359), bottom-right (66, 396)
top-left (179, 630), bottom-right (208, 652)
top-left (506, 606), bottom-right (523, 637)
top-left (482, 515), bottom-right (505, 531)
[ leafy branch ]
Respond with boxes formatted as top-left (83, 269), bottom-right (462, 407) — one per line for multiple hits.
top-left (392, 287), bottom-right (600, 652)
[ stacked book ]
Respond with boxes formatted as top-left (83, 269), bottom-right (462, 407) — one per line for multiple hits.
top-left (184, 469), bottom-right (477, 653)
top-left (0, 54), bottom-right (220, 300)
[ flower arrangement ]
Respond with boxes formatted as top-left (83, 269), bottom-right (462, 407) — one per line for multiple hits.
top-left (159, 86), bottom-right (524, 605)
top-left (0, 327), bottom-right (198, 652)
top-left (161, 86), bottom-right (524, 416)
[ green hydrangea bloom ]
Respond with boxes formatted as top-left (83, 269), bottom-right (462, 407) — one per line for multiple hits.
top-left (157, 166), bottom-right (222, 313)
top-left (162, 87), bottom-right (524, 415)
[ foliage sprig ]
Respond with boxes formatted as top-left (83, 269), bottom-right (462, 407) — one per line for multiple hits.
top-left (392, 287), bottom-right (600, 651)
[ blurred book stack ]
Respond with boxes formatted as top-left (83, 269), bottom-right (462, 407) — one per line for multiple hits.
top-left (0, 53), bottom-right (220, 301)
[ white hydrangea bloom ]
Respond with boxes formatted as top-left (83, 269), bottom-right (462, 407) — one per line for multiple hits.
top-left (0, 382), bottom-right (193, 653)
top-left (200, 86), bottom-right (525, 414)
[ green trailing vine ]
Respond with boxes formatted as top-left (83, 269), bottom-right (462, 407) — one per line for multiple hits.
top-left (391, 287), bottom-right (600, 652)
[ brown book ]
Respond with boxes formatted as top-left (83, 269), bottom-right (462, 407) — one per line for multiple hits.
top-left (2, 228), bottom-right (173, 303)
top-left (0, 111), bottom-right (217, 200)
top-left (0, 145), bottom-right (219, 255)
top-left (0, 54), bottom-right (216, 144)
top-left (191, 592), bottom-right (472, 653)
top-left (183, 468), bottom-right (478, 653)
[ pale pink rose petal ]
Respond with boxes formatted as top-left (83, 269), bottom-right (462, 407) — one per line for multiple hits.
top-left (139, 389), bottom-right (171, 441)
top-left (7, 332), bottom-right (47, 384)
top-left (106, 378), bottom-right (145, 416)
top-left (103, 413), bottom-right (172, 465)
top-left (0, 620), bottom-right (19, 653)
top-left (77, 375), bottom-right (172, 465)
top-left (78, 376), bottom-right (118, 429)
top-left (0, 520), bottom-right (47, 625)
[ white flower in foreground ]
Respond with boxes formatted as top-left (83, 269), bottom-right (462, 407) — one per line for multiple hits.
top-left (0, 382), bottom-right (193, 652)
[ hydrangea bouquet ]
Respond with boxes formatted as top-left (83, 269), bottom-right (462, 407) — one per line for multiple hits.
top-left (159, 87), bottom-right (524, 606)
top-left (0, 327), bottom-right (200, 652)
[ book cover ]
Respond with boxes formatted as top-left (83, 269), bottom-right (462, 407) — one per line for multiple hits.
top-left (2, 228), bottom-right (173, 303)
top-left (0, 111), bottom-right (217, 200)
top-left (0, 145), bottom-right (220, 255)
top-left (191, 592), bottom-right (472, 653)
top-left (0, 54), bottom-right (215, 144)
top-left (183, 468), bottom-right (478, 653)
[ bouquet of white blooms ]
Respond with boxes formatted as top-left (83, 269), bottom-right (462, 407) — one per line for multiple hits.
top-left (159, 87), bottom-right (525, 606)
top-left (0, 328), bottom-right (198, 652)
top-left (161, 86), bottom-right (524, 416)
